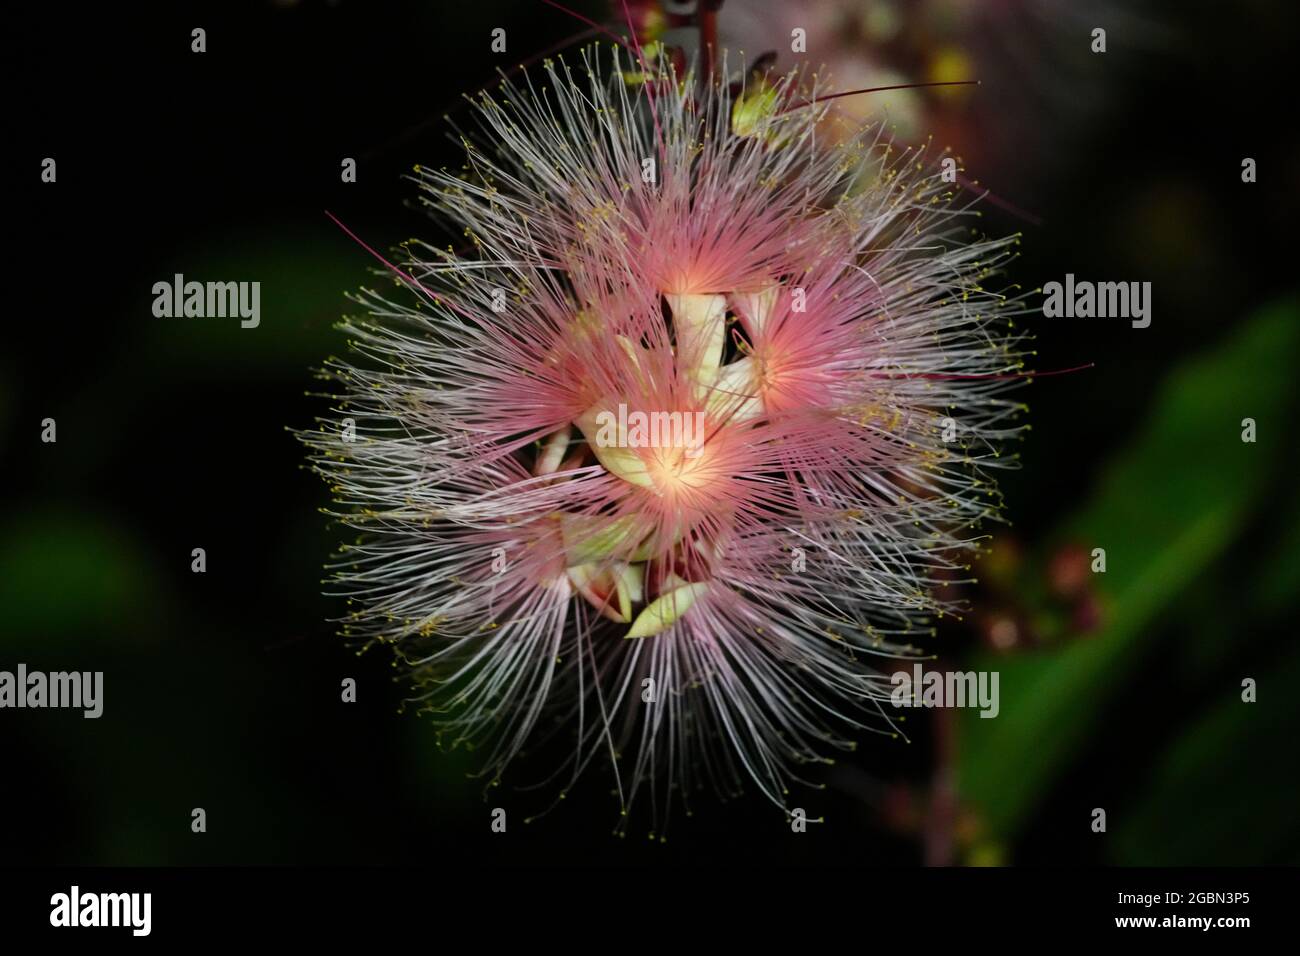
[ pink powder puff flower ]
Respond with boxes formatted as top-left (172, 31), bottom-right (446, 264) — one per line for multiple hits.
top-left (302, 45), bottom-right (1027, 834)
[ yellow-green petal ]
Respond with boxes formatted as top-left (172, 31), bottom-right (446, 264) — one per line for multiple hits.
top-left (626, 582), bottom-right (711, 639)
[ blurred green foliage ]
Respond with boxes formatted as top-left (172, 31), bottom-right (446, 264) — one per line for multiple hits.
top-left (961, 298), bottom-right (1299, 859)
top-left (0, 512), bottom-right (161, 642)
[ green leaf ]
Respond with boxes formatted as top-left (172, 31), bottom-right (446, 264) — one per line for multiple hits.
top-left (142, 231), bottom-right (356, 368)
top-left (0, 511), bottom-right (161, 644)
top-left (959, 297), bottom-right (1299, 839)
top-left (1112, 647), bottom-right (1300, 865)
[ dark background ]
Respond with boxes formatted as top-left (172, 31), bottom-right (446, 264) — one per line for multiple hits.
top-left (4, 0), bottom-right (1297, 866)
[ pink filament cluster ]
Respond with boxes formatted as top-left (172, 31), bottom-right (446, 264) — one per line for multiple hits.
top-left (305, 47), bottom-right (1026, 829)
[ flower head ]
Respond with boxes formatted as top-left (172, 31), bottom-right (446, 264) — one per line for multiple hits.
top-left (302, 45), bottom-right (1026, 831)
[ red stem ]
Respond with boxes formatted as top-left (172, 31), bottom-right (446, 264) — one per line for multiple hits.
top-left (923, 684), bottom-right (958, 867)
top-left (699, 7), bottom-right (717, 83)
